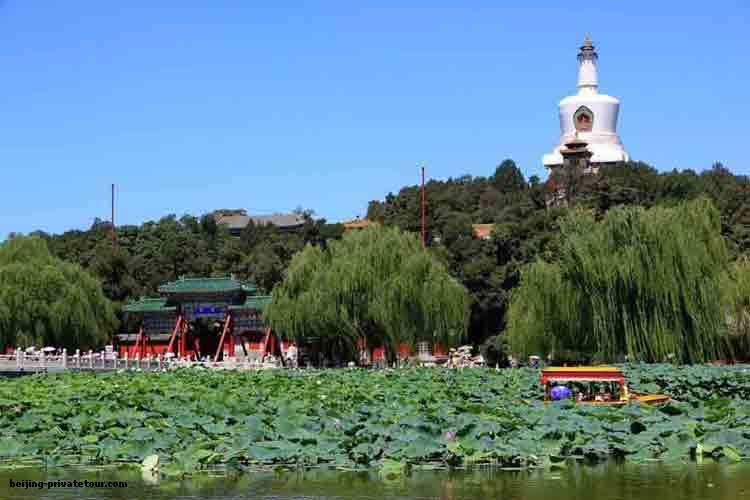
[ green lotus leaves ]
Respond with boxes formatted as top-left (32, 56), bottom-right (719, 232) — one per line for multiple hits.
top-left (0, 365), bottom-right (749, 476)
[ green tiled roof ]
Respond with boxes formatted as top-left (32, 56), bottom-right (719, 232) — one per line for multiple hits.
top-left (158, 276), bottom-right (257, 295)
top-left (123, 298), bottom-right (176, 313)
top-left (228, 295), bottom-right (272, 311)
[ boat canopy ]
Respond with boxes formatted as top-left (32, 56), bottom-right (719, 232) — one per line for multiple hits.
top-left (541, 367), bottom-right (625, 385)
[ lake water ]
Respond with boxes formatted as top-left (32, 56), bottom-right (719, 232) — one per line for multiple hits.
top-left (1, 463), bottom-right (749, 500)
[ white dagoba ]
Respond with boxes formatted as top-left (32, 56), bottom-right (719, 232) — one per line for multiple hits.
top-left (543, 35), bottom-right (629, 169)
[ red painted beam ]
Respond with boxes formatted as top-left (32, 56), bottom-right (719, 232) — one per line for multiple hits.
top-left (166, 316), bottom-right (183, 356)
top-left (213, 314), bottom-right (233, 363)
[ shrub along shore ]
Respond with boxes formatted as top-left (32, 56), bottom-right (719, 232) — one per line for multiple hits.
top-left (1, 365), bottom-right (749, 477)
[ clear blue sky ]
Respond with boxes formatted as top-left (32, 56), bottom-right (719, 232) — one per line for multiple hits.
top-left (0, 1), bottom-right (748, 237)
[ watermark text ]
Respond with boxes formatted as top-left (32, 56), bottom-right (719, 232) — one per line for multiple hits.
top-left (9, 479), bottom-right (128, 490)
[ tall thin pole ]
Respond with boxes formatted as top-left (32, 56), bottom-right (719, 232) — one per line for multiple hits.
top-left (111, 183), bottom-right (117, 249)
top-left (421, 166), bottom-right (426, 249)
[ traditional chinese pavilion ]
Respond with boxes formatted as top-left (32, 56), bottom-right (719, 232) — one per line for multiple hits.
top-left (116, 276), bottom-right (285, 361)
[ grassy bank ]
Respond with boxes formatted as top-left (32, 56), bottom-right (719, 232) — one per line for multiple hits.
top-left (1, 365), bottom-right (749, 476)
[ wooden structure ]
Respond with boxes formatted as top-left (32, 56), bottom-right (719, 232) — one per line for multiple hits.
top-left (116, 277), bottom-right (286, 362)
top-left (343, 218), bottom-right (377, 232)
top-left (541, 366), bottom-right (669, 405)
top-left (356, 339), bottom-right (449, 367)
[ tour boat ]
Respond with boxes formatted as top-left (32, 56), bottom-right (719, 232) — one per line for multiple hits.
top-left (541, 367), bottom-right (669, 405)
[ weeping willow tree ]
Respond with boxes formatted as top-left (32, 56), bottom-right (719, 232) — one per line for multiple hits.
top-left (0, 236), bottom-right (117, 351)
top-left (265, 225), bottom-right (471, 362)
top-left (722, 257), bottom-right (750, 352)
top-left (507, 198), bottom-right (737, 364)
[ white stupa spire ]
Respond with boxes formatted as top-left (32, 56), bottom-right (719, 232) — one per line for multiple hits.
top-left (577, 34), bottom-right (599, 95)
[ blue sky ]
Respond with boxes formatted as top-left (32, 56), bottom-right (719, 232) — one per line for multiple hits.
top-left (0, 1), bottom-right (748, 237)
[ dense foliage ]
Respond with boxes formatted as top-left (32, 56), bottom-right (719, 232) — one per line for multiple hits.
top-left (2, 366), bottom-right (750, 476)
top-left (32, 210), bottom-right (343, 302)
top-left (722, 257), bottom-right (750, 342)
top-left (0, 236), bottom-right (117, 351)
top-left (368, 161), bottom-right (750, 352)
top-left (506, 199), bottom-right (736, 363)
top-left (265, 225), bottom-right (471, 360)
top-left (10, 159), bottom-right (749, 355)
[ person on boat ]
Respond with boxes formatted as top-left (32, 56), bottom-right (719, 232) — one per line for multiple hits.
top-left (551, 385), bottom-right (572, 401)
top-left (595, 389), bottom-right (604, 402)
top-left (575, 384), bottom-right (585, 401)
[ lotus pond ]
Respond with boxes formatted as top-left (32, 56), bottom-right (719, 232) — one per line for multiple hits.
top-left (1, 365), bottom-right (750, 480)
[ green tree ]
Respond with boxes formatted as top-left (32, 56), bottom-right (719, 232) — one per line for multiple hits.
top-left (722, 257), bottom-right (750, 346)
top-left (29, 158), bottom-right (749, 352)
top-left (506, 198), bottom-right (734, 363)
top-left (0, 236), bottom-right (118, 351)
top-left (237, 242), bottom-right (285, 294)
top-left (492, 159), bottom-right (526, 193)
top-left (265, 225), bottom-right (471, 362)
top-left (87, 242), bottom-right (140, 303)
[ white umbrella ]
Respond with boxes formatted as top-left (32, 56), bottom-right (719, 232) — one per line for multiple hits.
top-left (42, 347), bottom-right (56, 353)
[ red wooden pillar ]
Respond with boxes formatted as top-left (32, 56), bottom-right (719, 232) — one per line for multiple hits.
top-left (261, 328), bottom-right (272, 358)
top-left (213, 313), bottom-right (233, 363)
top-left (228, 321), bottom-right (235, 357)
top-left (167, 316), bottom-right (183, 356)
top-left (145, 334), bottom-right (153, 357)
top-left (179, 320), bottom-right (187, 358)
top-left (131, 327), bottom-right (144, 358)
top-left (193, 336), bottom-right (201, 359)
top-left (139, 331), bottom-right (146, 358)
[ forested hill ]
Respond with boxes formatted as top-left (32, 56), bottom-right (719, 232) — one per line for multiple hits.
top-left (367, 160), bottom-right (750, 344)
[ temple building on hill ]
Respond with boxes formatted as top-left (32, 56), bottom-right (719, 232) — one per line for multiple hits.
top-left (543, 35), bottom-right (629, 173)
top-left (343, 217), bottom-right (377, 232)
top-left (213, 209), bottom-right (306, 236)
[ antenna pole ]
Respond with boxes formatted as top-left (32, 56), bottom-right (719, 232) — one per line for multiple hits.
top-left (111, 183), bottom-right (117, 249)
top-left (421, 166), bottom-right (426, 248)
